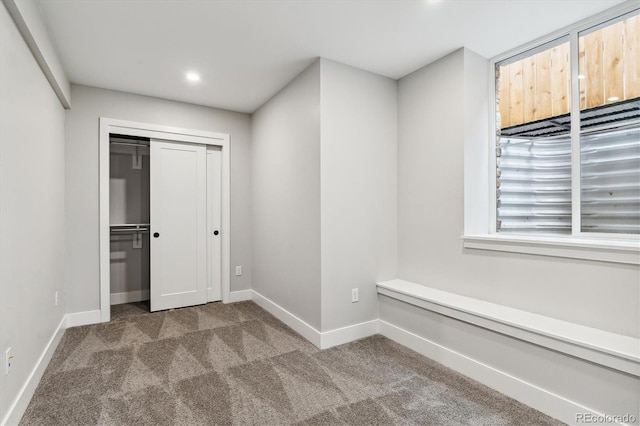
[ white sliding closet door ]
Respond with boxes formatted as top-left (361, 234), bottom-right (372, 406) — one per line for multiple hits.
top-left (207, 147), bottom-right (222, 302)
top-left (150, 140), bottom-right (207, 311)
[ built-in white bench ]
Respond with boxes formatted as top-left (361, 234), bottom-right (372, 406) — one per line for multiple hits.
top-left (377, 279), bottom-right (640, 377)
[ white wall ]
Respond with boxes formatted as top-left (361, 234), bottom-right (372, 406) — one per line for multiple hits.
top-left (65, 85), bottom-right (252, 314)
top-left (320, 59), bottom-right (397, 332)
top-left (251, 58), bottom-right (399, 334)
top-left (463, 49), bottom-right (489, 234)
top-left (2, 0), bottom-right (71, 107)
top-left (397, 48), bottom-right (639, 338)
top-left (0, 1), bottom-right (66, 419)
top-left (251, 60), bottom-right (322, 329)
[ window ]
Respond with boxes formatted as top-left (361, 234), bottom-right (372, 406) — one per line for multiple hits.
top-left (495, 11), bottom-right (639, 237)
top-left (463, 6), bottom-right (639, 264)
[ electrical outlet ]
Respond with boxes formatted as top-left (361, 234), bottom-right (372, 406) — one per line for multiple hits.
top-left (351, 288), bottom-right (359, 303)
top-left (54, 291), bottom-right (59, 306)
top-left (235, 266), bottom-right (242, 276)
top-left (5, 347), bottom-right (13, 375)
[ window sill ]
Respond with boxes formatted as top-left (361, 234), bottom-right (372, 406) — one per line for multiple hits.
top-left (462, 234), bottom-right (640, 265)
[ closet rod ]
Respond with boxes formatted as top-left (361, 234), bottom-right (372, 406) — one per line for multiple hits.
top-left (110, 224), bottom-right (150, 232)
top-left (110, 229), bottom-right (149, 234)
top-left (110, 141), bottom-right (150, 148)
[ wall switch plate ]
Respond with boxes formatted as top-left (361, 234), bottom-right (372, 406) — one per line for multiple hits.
top-left (351, 288), bottom-right (359, 303)
top-left (5, 347), bottom-right (13, 375)
top-left (235, 266), bottom-right (242, 276)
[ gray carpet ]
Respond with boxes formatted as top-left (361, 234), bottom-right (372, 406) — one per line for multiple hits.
top-left (20, 301), bottom-right (563, 425)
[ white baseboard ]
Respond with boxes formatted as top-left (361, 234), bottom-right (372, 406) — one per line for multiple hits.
top-left (1, 316), bottom-right (66, 426)
top-left (110, 289), bottom-right (149, 305)
top-left (251, 290), bottom-right (322, 347)
top-left (320, 319), bottom-right (379, 349)
top-left (227, 289), bottom-right (252, 303)
top-left (65, 310), bottom-right (101, 328)
top-left (378, 320), bottom-right (617, 426)
top-left (250, 290), bottom-right (379, 349)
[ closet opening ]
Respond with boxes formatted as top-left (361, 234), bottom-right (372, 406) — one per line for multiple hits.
top-left (99, 118), bottom-right (231, 323)
top-left (109, 134), bottom-right (151, 313)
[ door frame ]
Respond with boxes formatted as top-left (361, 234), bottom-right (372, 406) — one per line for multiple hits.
top-left (99, 118), bottom-right (231, 322)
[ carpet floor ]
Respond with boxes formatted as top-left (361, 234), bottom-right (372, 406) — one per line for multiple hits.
top-left (20, 301), bottom-right (563, 425)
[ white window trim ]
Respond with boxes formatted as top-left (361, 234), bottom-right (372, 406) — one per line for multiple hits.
top-left (463, 0), bottom-right (640, 266)
top-left (463, 234), bottom-right (639, 265)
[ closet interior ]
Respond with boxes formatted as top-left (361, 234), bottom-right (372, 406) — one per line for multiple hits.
top-left (109, 135), bottom-right (151, 308)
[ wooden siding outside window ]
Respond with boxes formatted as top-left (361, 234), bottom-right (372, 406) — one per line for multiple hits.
top-left (498, 14), bottom-right (639, 129)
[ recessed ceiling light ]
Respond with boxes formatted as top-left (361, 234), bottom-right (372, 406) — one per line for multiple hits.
top-left (607, 96), bottom-right (619, 102)
top-left (186, 72), bottom-right (201, 82)
top-left (577, 74), bottom-right (586, 80)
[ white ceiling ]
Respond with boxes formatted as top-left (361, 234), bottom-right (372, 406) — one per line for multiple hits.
top-left (37, 0), bottom-right (626, 114)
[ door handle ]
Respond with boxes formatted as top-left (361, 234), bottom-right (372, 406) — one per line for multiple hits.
top-left (213, 230), bottom-right (219, 236)
top-left (153, 232), bottom-right (160, 238)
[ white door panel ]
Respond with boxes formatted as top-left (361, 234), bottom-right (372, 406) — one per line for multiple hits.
top-left (207, 147), bottom-right (222, 302)
top-left (150, 140), bottom-right (207, 311)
